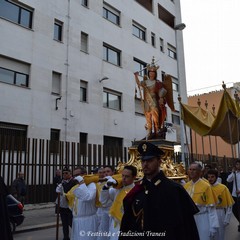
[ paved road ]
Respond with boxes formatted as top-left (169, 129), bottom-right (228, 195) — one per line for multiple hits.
top-left (14, 227), bottom-right (64, 240)
top-left (14, 216), bottom-right (240, 240)
top-left (14, 203), bottom-right (240, 240)
top-left (16, 203), bottom-right (57, 232)
top-left (225, 215), bottom-right (240, 240)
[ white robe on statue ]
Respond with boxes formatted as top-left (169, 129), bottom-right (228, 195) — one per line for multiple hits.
top-left (71, 182), bottom-right (98, 240)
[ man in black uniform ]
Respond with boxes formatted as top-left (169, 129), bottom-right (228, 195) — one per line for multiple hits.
top-left (119, 142), bottom-right (200, 240)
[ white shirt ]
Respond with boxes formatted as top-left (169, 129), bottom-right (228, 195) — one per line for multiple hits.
top-left (226, 171), bottom-right (240, 197)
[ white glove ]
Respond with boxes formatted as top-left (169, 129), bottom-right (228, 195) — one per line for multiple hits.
top-left (56, 183), bottom-right (63, 193)
top-left (104, 176), bottom-right (113, 180)
top-left (209, 228), bottom-right (217, 238)
top-left (223, 221), bottom-right (229, 227)
top-left (75, 176), bottom-right (84, 183)
top-left (106, 177), bottom-right (117, 186)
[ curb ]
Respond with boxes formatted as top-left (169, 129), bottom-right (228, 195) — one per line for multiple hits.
top-left (23, 202), bottom-right (55, 211)
top-left (15, 203), bottom-right (59, 234)
top-left (15, 222), bottom-right (62, 234)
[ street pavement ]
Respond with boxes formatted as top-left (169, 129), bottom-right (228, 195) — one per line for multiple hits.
top-left (14, 202), bottom-right (240, 239)
top-left (15, 203), bottom-right (60, 233)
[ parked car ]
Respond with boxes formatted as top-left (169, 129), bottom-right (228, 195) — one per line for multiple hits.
top-left (6, 194), bottom-right (24, 233)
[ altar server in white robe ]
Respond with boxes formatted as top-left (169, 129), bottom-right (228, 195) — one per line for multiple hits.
top-left (69, 170), bottom-right (98, 240)
top-left (184, 162), bottom-right (219, 240)
top-left (96, 166), bottom-right (114, 240)
top-left (207, 169), bottom-right (234, 240)
top-left (100, 165), bottom-right (137, 240)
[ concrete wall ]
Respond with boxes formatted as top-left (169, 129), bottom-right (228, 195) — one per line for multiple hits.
top-left (0, 0), bottom-right (186, 147)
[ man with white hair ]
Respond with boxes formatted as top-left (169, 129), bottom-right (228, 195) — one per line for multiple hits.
top-left (184, 162), bottom-right (219, 240)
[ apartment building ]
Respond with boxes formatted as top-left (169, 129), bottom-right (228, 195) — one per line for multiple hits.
top-left (0, 0), bottom-right (187, 148)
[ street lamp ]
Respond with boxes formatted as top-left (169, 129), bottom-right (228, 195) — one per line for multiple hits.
top-left (174, 23), bottom-right (186, 31)
top-left (174, 23), bottom-right (186, 164)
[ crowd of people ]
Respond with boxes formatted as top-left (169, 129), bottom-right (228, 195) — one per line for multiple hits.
top-left (0, 141), bottom-right (240, 240)
top-left (51, 141), bottom-right (240, 240)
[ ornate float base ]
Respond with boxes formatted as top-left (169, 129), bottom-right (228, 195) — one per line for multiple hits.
top-left (116, 139), bottom-right (187, 180)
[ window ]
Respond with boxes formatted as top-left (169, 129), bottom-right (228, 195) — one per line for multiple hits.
top-left (158, 4), bottom-right (175, 28)
top-left (167, 44), bottom-right (177, 59)
top-left (80, 80), bottom-right (88, 102)
top-left (171, 77), bottom-right (178, 91)
top-left (104, 136), bottom-right (122, 148)
top-left (80, 132), bottom-right (88, 155)
top-left (133, 58), bottom-right (147, 77)
top-left (172, 114), bottom-right (180, 125)
top-left (151, 32), bottom-right (155, 47)
top-left (103, 43), bottom-right (121, 66)
top-left (172, 82), bottom-right (178, 91)
top-left (52, 72), bottom-right (61, 95)
top-left (0, 0), bottom-right (33, 28)
top-left (54, 19), bottom-right (63, 41)
top-left (160, 38), bottom-right (164, 52)
top-left (81, 0), bottom-right (88, 7)
top-left (0, 55), bottom-right (30, 87)
top-left (135, 0), bottom-right (153, 12)
top-left (0, 122), bottom-right (27, 151)
top-left (103, 2), bottom-right (120, 25)
top-left (0, 68), bottom-right (28, 87)
top-left (103, 88), bottom-right (122, 111)
top-left (50, 129), bottom-right (60, 153)
top-left (161, 71), bottom-right (166, 82)
top-left (135, 98), bottom-right (144, 115)
top-left (132, 21), bottom-right (146, 41)
top-left (134, 58), bottom-right (146, 100)
top-left (81, 32), bottom-right (88, 53)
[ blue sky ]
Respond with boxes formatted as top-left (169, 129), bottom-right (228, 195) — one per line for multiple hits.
top-left (180, 0), bottom-right (240, 95)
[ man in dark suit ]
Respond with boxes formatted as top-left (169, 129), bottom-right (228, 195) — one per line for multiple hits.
top-left (56, 166), bottom-right (76, 240)
top-left (119, 142), bottom-right (200, 240)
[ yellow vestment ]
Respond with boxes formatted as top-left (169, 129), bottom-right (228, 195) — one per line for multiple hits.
top-left (184, 179), bottom-right (217, 206)
top-left (211, 183), bottom-right (234, 208)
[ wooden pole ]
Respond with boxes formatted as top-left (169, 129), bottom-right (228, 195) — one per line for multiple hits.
top-left (195, 131), bottom-right (198, 157)
top-left (56, 192), bottom-right (60, 240)
top-left (215, 137), bottom-right (218, 158)
top-left (190, 128), bottom-right (193, 162)
top-left (209, 136), bottom-right (212, 162)
top-left (201, 136), bottom-right (205, 161)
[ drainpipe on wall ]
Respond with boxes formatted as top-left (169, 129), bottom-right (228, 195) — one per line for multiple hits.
top-left (64, 0), bottom-right (71, 142)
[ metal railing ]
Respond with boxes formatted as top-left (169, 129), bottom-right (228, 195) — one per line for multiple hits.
top-left (0, 136), bottom-right (128, 203)
top-left (1, 135), bottom-right (237, 203)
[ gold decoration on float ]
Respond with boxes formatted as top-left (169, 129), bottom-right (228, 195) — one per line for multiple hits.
top-left (116, 141), bottom-right (187, 180)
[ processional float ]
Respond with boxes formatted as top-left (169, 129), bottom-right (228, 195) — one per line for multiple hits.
top-left (116, 57), bottom-right (187, 181)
